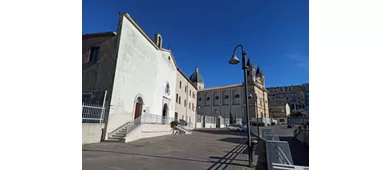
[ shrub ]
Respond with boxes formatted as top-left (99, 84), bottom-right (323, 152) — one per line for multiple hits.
top-left (170, 121), bottom-right (179, 129)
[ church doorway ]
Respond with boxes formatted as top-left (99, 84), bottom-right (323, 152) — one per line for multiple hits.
top-left (216, 116), bottom-right (221, 128)
top-left (162, 103), bottom-right (168, 124)
top-left (134, 97), bottom-right (143, 120)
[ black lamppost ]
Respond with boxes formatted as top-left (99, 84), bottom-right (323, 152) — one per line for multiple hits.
top-left (249, 93), bottom-right (260, 141)
top-left (229, 44), bottom-right (253, 166)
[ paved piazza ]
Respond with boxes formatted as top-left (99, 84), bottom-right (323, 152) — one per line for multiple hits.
top-left (83, 129), bottom-right (258, 170)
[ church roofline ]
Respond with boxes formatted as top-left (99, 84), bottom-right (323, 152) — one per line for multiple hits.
top-left (116, 12), bottom-right (181, 70)
top-left (177, 68), bottom-right (198, 90)
top-left (199, 84), bottom-right (242, 92)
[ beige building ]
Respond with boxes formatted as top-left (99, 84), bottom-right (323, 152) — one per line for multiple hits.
top-left (269, 103), bottom-right (291, 125)
top-left (175, 68), bottom-right (197, 128)
top-left (267, 84), bottom-right (306, 113)
top-left (194, 59), bottom-right (270, 128)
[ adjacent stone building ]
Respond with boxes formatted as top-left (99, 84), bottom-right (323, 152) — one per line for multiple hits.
top-left (175, 68), bottom-right (197, 128)
top-left (194, 59), bottom-right (270, 128)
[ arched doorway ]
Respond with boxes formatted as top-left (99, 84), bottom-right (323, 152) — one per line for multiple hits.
top-left (134, 97), bottom-right (143, 120)
top-left (216, 116), bottom-right (221, 128)
top-left (162, 103), bottom-right (168, 124)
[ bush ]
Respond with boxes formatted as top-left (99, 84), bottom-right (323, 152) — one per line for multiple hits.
top-left (170, 121), bottom-right (179, 129)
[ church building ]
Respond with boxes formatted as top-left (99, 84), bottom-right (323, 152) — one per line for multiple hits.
top-left (193, 59), bottom-right (270, 128)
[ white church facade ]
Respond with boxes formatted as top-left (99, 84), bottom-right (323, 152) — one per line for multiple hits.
top-left (82, 13), bottom-right (183, 142)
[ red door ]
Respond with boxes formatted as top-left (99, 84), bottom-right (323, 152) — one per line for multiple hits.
top-left (134, 103), bottom-right (141, 119)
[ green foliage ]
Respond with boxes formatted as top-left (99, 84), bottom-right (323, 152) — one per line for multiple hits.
top-left (170, 121), bottom-right (179, 129)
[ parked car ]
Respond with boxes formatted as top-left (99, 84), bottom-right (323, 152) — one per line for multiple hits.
top-left (239, 126), bottom-right (248, 132)
top-left (227, 124), bottom-right (241, 131)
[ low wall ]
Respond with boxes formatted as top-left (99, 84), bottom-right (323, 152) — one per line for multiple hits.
top-left (295, 130), bottom-right (309, 146)
top-left (195, 122), bottom-right (202, 128)
top-left (82, 123), bottom-right (104, 145)
top-left (125, 124), bottom-right (172, 143)
top-left (205, 123), bottom-right (216, 128)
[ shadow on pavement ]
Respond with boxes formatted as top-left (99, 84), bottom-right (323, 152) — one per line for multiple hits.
top-left (83, 149), bottom-right (213, 164)
top-left (279, 137), bottom-right (309, 166)
top-left (207, 143), bottom-right (249, 170)
top-left (218, 137), bottom-right (247, 145)
top-left (194, 129), bottom-right (246, 136)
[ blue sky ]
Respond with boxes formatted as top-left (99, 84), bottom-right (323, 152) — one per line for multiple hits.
top-left (83, 0), bottom-right (308, 88)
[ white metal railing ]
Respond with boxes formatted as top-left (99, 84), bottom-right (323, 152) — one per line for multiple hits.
top-left (82, 103), bottom-right (107, 123)
top-left (272, 163), bottom-right (309, 170)
top-left (277, 146), bottom-right (292, 165)
top-left (126, 114), bottom-right (175, 134)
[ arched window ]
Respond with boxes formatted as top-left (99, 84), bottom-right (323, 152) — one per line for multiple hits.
top-left (165, 83), bottom-right (170, 95)
top-left (233, 89), bottom-right (240, 105)
top-left (205, 92), bottom-right (211, 106)
top-left (223, 90), bottom-right (229, 105)
top-left (213, 91), bottom-right (219, 106)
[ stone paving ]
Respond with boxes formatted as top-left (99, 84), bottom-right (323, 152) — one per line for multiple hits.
top-left (83, 129), bottom-right (259, 170)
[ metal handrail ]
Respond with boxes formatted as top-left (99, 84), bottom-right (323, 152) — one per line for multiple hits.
top-left (277, 146), bottom-right (292, 165)
top-left (108, 120), bottom-right (131, 137)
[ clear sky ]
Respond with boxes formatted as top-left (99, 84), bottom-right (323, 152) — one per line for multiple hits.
top-left (82, 0), bottom-right (308, 88)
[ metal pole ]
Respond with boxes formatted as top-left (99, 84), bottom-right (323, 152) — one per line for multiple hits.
top-left (242, 53), bottom-right (253, 166)
top-left (100, 90), bottom-right (108, 124)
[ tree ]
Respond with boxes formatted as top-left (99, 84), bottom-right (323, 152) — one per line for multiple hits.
top-left (229, 112), bottom-right (235, 124)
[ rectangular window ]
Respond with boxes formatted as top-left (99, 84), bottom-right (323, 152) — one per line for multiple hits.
top-left (190, 90), bottom-right (191, 95)
top-left (185, 86), bottom-right (187, 92)
top-left (184, 100), bottom-right (187, 107)
top-left (189, 102), bottom-right (191, 109)
top-left (179, 81), bottom-right (182, 88)
top-left (176, 94), bottom-right (178, 103)
top-left (179, 97), bottom-right (181, 104)
top-left (88, 46), bottom-right (100, 63)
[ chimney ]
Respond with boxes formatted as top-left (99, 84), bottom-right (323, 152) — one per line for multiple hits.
top-left (154, 33), bottom-right (163, 49)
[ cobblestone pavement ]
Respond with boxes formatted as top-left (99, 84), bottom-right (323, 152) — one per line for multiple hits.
top-left (83, 129), bottom-right (259, 170)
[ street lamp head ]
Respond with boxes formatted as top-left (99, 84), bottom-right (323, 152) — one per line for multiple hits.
top-left (229, 54), bottom-right (240, 65)
top-left (248, 93), bottom-right (253, 99)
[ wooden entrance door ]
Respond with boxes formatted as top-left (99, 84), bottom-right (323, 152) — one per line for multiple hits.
top-left (134, 103), bottom-right (141, 119)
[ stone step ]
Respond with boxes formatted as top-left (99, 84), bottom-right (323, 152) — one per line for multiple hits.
top-left (112, 134), bottom-right (126, 138)
top-left (116, 131), bottom-right (126, 136)
top-left (109, 135), bottom-right (125, 139)
top-left (105, 138), bottom-right (125, 143)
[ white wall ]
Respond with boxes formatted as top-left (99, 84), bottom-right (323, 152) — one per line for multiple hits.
top-left (106, 14), bottom-right (177, 135)
top-left (125, 124), bottom-right (172, 143)
top-left (82, 123), bottom-right (104, 144)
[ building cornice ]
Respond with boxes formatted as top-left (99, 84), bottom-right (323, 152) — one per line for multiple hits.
top-left (177, 68), bottom-right (198, 90)
top-left (82, 32), bottom-right (117, 40)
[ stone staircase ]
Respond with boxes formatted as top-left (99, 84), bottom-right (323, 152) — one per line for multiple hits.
top-left (176, 125), bottom-right (192, 134)
top-left (106, 126), bottom-right (127, 142)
